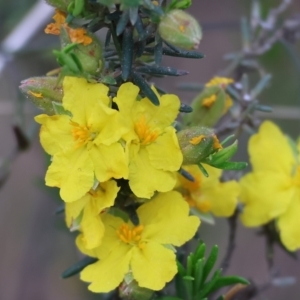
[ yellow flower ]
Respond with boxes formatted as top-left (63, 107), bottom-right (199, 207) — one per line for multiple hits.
top-left (177, 164), bottom-right (239, 217)
top-left (66, 180), bottom-right (120, 249)
top-left (76, 191), bottom-right (200, 292)
top-left (240, 121), bottom-right (300, 251)
top-left (35, 77), bottom-right (128, 202)
top-left (113, 83), bottom-right (183, 198)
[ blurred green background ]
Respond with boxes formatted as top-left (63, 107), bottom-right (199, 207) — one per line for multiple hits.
top-left (0, 0), bottom-right (300, 299)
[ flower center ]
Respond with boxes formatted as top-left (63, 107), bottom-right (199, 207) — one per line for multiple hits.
top-left (70, 120), bottom-right (94, 147)
top-left (117, 223), bottom-right (144, 246)
top-left (134, 116), bottom-right (159, 146)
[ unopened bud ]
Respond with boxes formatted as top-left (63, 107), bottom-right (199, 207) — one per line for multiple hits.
top-left (158, 9), bottom-right (202, 50)
top-left (46, 0), bottom-right (73, 12)
top-left (119, 274), bottom-right (154, 300)
top-left (177, 127), bottom-right (222, 165)
top-left (184, 77), bottom-right (234, 127)
top-left (19, 77), bottom-right (63, 114)
top-left (60, 26), bottom-right (104, 76)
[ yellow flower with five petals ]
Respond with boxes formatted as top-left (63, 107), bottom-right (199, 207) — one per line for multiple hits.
top-left (35, 77), bottom-right (128, 202)
top-left (113, 83), bottom-right (183, 198)
top-left (76, 191), bottom-right (200, 292)
top-left (239, 121), bottom-right (300, 251)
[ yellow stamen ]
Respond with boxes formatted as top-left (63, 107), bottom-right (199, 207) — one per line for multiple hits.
top-left (116, 224), bottom-right (144, 248)
top-left (28, 91), bottom-right (43, 98)
top-left (134, 115), bottom-right (159, 146)
top-left (212, 134), bottom-right (222, 150)
top-left (69, 28), bottom-right (92, 46)
top-left (70, 120), bottom-right (93, 147)
top-left (189, 135), bottom-right (206, 145)
top-left (202, 94), bottom-right (217, 108)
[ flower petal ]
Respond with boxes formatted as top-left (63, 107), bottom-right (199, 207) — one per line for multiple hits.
top-left (65, 197), bottom-right (88, 227)
top-left (80, 243), bottom-right (132, 293)
top-left (62, 77), bottom-right (110, 124)
top-left (35, 114), bottom-right (74, 155)
top-left (139, 191), bottom-right (200, 246)
top-left (129, 148), bottom-right (177, 198)
top-left (248, 121), bottom-right (295, 174)
top-left (146, 127), bottom-right (182, 171)
top-left (277, 189), bottom-right (300, 251)
top-left (90, 143), bottom-right (128, 182)
top-left (113, 82), bottom-right (140, 116)
top-left (200, 180), bottom-right (239, 217)
top-left (131, 242), bottom-right (177, 290)
top-left (45, 148), bottom-right (94, 202)
top-left (239, 171), bottom-right (293, 226)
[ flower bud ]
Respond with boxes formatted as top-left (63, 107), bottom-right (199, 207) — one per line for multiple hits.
top-left (46, 0), bottom-right (73, 12)
top-left (184, 77), bottom-right (234, 127)
top-left (119, 274), bottom-right (154, 300)
top-left (158, 9), bottom-right (202, 50)
top-left (60, 26), bottom-right (104, 76)
top-left (19, 77), bottom-right (63, 115)
top-left (177, 126), bottom-right (222, 165)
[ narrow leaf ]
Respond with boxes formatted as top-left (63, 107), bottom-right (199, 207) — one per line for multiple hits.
top-left (180, 103), bottom-right (193, 113)
top-left (116, 10), bottom-right (130, 36)
top-left (179, 168), bottom-right (195, 182)
top-left (208, 276), bottom-right (249, 293)
top-left (145, 47), bottom-right (205, 59)
top-left (202, 245), bottom-right (219, 283)
top-left (198, 163), bottom-right (209, 177)
top-left (136, 65), bottom-right (188, 76)
top-left (121, 27), bottom-right (134, 81)
top-left (131, 71), bottom-right (160, 105)
top-left (61, 256), bottom-right (98, 278)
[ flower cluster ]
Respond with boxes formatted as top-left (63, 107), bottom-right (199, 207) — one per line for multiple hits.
top-left (35, 76), bottom-right (205, 292)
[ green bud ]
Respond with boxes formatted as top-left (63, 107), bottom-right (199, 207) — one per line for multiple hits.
top-left (46, 0), bottom-right (73, 11)
top-left (59, 26), bottom-right (104, 76)
top-left (177, 126), bottom-right (222, 165)
top-left (19, 77), bottom-right (63, 114)
top-left (158, 9), bottom-right (202, 50)
top-left (119, 273), bottom-right (154, 300)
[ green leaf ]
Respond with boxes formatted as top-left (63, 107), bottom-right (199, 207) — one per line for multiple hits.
top-left (61, 256), bottom-right (98, 279)
top-left (179, 103), bottom-right (193, 113)
top-left (208, 276), bottom-right (249, 293)
top-left (131, 71), bottom-right (160, 105)
top-left (250, 74), bottom-right (272, 99)
top-left (194, 258), bottom-right (205, 295)
top-left (178, 167), bottom-right (195, 182)
top-left (121, 27), bottom-right (134, 81)
top-left (199, 269), bottom-right (221, 298)
top-left (136, 65), bottom-right (188, 76)
top-left (195, 242), bottom-right (206, 260)
top-left (117, 10), bottom-right (129, 36)
top-left (198, 163), bottom-right (209, 177)
top-left (52, 102), bottom-right (71, 116)
top-left (145, 47), bottom-right (205, 59)
top-left (202, 245), bottom-right (219, 283)
top-left (208, 161), bottom-right (248, 170)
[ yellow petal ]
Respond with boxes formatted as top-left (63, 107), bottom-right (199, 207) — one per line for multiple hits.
top-left (199, 180), bottom-right (239, 217)
top-left (80, 243), bottom-right (132, 293)
top-left (129, 148), bottom-right (177, 198)
top-left (131, 242), bottom-right (177, 290)
top-left (80, 204), bottom-right (105, 249)
top-left (45, 148), bottom-right (94, 202)
top-left (239, 171), bottom-right (293, 226)
top-left (249, 121), bottom-right (295, 174)
top-left (90, 143), bottom-right (128, 182)
top-left (277, 189), bottom-right (300, 251)
top-left (35, 114), bottom-right (74, 155)
top-left (62, 77), bottom-right (110, 124)
top-left (136, 91), bottom-right (180, 129)
top-left (146, 127), bottom-right (183, 171)
top-left (65, 197), bottom-right (88, 227)
top-left (113, 82), bottom-right (140, 116)
top-left (139, 191), bottom-right (200, 246)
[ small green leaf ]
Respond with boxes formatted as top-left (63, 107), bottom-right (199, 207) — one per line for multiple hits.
top-left (180, 103), bottom-right (193, 113)
top-left (198, 163), bottom-right (209, 177)
top-left (194, 258), bottom-right (205, 294)
top-left (145, 47), bottom-right (205, 59)
top-left (209, 161), bottom-right (248, 170)
top-left (199, 269), bottom-right (221, 297)
top-left (195, 242), bottom-right (206, 260)
top-left (190, 208), bottom-right (215, 225)
top-left (202, 245), bottom-right (219, 283)
top-left (117, 10), bottom-right (130, 36)
top-left (208, 276), bottom-right (249, 293)
top-left (52, 102), bottom-right (71, 116)
top-left (250, 74), bottom-right (272, 99)
top-left (131, 71), bottom-right (160, 105)
top-left (61, 256), bottom-right (98, 279)
top-left (178, 168), bottom-right (195, 182)
top-left (136, 65), bottom-right (189, 76)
